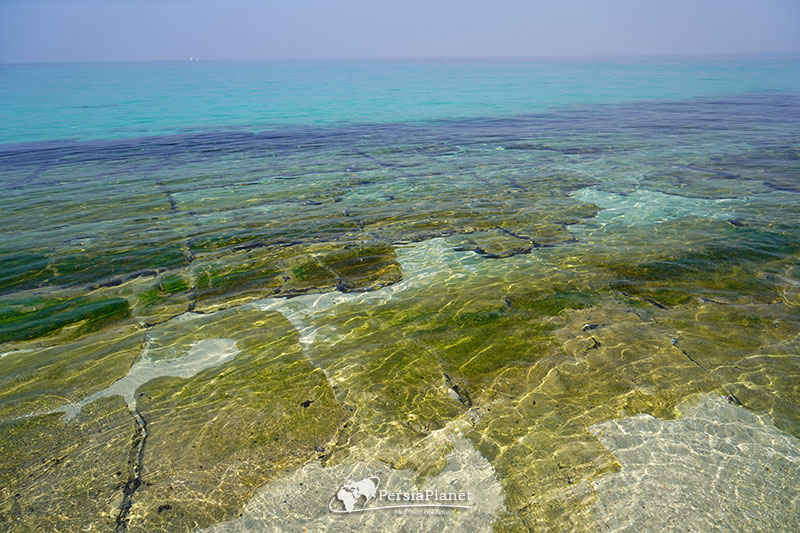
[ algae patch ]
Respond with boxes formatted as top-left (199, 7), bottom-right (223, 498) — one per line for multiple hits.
top-left (0, 296), bottom-right (130, 343)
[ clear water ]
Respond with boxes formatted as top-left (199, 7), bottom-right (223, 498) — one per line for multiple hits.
top-left (0, 57), bottom-right (799, 532)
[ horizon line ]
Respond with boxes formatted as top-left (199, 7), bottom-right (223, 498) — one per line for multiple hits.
top-left (2, 51), bottom-right (799, 66)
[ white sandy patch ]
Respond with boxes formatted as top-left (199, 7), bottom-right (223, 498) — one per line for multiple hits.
top-left (61, 337), bottom-right (239, 420)
top-left (590, 394), bottom-right (800, 532)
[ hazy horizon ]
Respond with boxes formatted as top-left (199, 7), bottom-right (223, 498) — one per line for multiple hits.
top-left (1, 0), bottom-right (799, 64)
top-left (4, 52), bottom-right (800, 67)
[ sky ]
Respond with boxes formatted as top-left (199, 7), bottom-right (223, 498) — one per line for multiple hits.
top-left (0, 0), bottom-right (798, 63)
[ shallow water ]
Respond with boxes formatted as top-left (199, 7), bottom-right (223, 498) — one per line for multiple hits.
top-left (60, 336), bottom-right (240, 420)
top-left (591, 395), bottom-right (800, 532)
top-left (0, 58), bottom-right (799, 532)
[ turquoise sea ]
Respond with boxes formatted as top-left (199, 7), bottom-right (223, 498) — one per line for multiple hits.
top-left (1, 56), bottom-right (799, 532)
top-left (3, 56), bottom-right (800, 144)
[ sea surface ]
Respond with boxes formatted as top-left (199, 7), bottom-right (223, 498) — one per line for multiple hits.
top-left (0, 56), bottom-right (799, 532)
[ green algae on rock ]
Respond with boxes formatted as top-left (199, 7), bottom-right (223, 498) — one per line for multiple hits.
top-left (119, 307), bottom-right (350, 532)
top-left (190, 243), bottom-right (402, 312)
top-left (131, 272), bottom-right (194, 326)
top-left (463, 302), bottom-right (726, 532)
top-left (1, 93), bottom-right (799, 533)
top-left (0, 324), bottom-right (143, 419)
top-left (0, 251), bottom-right (51, 295)
top-left (455, 231), bottom-right (533, 258)
top-left (662, 302), bottom-right (800, 438)
top-left (0, 397), bottom-right (137, 532)
top-left (0, 295), bottom-right (131, 344)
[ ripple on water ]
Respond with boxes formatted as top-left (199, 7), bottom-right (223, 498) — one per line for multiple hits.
top-left (590, 395), bottom-right (800, 532)
top-left (61, 337), bottom-right (239, 420)
top-left (202, 427), bottom-right (505, 533)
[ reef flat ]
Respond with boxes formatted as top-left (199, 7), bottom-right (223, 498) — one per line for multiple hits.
top-left (1, 94), bottom-right (799, 531)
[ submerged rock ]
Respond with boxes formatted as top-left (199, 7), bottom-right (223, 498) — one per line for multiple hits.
top-left (190, 243), bottom-right (402, 312)
top-left (0, 295), bottom-right (130, 344)
top-left (0, 397), bottom-right (136, 532)
top-left (0, 324), bottom-right (143, 418)
top-left (121, 307), bottom-right (349, 532)
top-left (1, 102), bottom-right (799, 532)
top-left (457, 230), bottom-right (533, 258)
